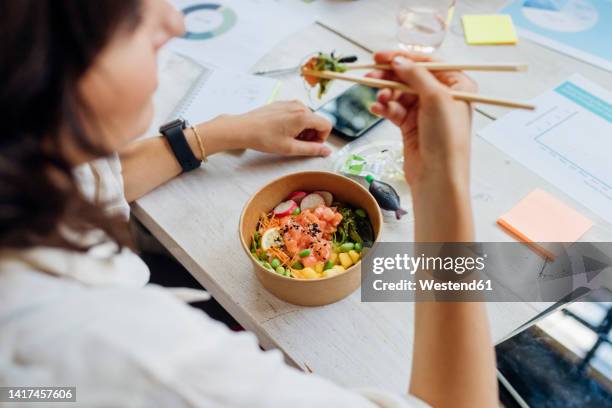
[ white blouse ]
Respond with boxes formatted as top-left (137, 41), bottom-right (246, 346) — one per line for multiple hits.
top-left (0, 155), bottom-right (427, 408)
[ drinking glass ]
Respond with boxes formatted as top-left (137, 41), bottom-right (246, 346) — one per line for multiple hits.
top-left (396, 0), bottom-right (455, 53)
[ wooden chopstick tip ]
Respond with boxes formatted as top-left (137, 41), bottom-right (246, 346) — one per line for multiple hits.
top-left (515, 64), bottom-right (529, 72)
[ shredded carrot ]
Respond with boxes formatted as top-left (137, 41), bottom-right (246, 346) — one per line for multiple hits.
top-left (258, 211), bottom-right (282, 233)
top-left (269, 247), bottom-right (289, 265)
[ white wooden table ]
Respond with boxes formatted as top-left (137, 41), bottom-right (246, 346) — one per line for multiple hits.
top-left (132, 0), bottom-right (612, 393)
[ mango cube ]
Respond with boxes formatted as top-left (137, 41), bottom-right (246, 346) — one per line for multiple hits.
top-left (339, 253), bottom-right (353, 269)
top-left (329, 252), bottom-right (339, 265)
top-left (324, 265), bottom-right (345, 278)
top-left (314, 263), bottom-right (324, 274)
top-left (301, 267), bottom-right (318, 279)
top-left (348, 250), bottom-right (361, 263)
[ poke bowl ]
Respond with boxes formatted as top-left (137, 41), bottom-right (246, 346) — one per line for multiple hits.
top-left (239, 171), bottom-right (382, 306)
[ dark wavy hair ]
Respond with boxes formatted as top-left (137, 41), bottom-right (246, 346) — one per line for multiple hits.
top-left (0, 0), bottom-right (142, 249)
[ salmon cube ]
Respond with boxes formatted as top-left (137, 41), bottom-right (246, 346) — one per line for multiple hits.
top-left (302, 255), bottom-right (318, 267)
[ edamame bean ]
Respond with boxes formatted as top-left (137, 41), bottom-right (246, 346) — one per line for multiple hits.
top-left (262, 262), bottom-right (272, 270)
top-left (299, 249), bottom-right (311, 257)
top-left (339, 242), bottom-right (354, 252)
top-left (355, 209), bottom-right (367, 218)
top-left (271, 258), bottom-right (281, 268)
top-left (354, 242), bottom-right (363, 252)
top-left (275, 266), bottom-right (285, 276)
top-left (324, 260), bottom-right (334, 270)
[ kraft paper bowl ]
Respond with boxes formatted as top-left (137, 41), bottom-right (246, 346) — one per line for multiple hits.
top-left (239, 171), bottom-right (383, 306)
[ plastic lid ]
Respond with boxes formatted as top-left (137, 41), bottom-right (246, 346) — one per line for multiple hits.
top-left (365, 174), bottom-right (374, 184)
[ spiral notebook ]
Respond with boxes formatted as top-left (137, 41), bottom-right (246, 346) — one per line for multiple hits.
top-left (169, 64), bottom-right (282, 124)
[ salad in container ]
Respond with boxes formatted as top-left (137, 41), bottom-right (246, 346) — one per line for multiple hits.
top-left (239, 172), bottom-right (382, 306)
top-left (251, 190), bottom-right (374, 280)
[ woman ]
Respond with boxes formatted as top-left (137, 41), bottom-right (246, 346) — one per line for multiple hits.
top-left (0, 1), bottom-right (497, 407)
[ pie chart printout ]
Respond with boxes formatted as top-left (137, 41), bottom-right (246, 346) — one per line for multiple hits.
top-left (182, 3), bottom-right (238, 40)
top-left (502, 0), bottom-right (612, 71)
top-left (522, 0), bottom-right (599, 32)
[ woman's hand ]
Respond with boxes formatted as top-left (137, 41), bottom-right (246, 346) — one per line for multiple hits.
top-left (367, 51), bottom-right (477, 192)
top-left (212, 100), bottom-right (332, 157)
top-left (368, 51), bottom-right (477, 242)
top-left (368, 53), bottom-right (498, 408)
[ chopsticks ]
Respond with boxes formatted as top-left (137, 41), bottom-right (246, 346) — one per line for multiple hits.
top-left (346, 62), bottom-right (529, 72)
top-left (301, 69), bottom-right (535, 110)
top-left (254, 61), bottom-right (528, 76)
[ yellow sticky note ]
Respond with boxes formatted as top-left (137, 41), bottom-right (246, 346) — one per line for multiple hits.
top-left (462, 14), bottom-right (517, 45)
top-left (497, 189), bottom-right (593, 259)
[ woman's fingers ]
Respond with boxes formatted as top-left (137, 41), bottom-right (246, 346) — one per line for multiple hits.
top-left (377, 88), bottom-right (418, 108)
top-left (376, 88), bottom-right (394, 104)
top-left (371, 100), bottom-right (408, 127)
top-left (373, 88), bottom-right (418, 128)
top-left (391, 56), bottom-right (446, 96)
top-left (368, 51), bottom-right (433, 82)
top-left (283, 107), bottom-right (332, 156)
top-left (366, 70), bottom-right (386, 80)
top-left (369, 51), bottom-right (477, 94)
top-left (434, 71), bottom-right (478, 93)
top-left (284, 139), bottom-right (331, 157)
top-left (297, 110), bottom-right (332, 141)
top-left (373, 50), bottom-right (435, 64)
top-left (285, 100), bottom-right (332, 142)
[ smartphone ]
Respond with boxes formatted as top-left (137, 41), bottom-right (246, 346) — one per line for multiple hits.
top-left (315, 84), bottom-right (383, 139)
top-left (495, 287), bottom-right (611, 408)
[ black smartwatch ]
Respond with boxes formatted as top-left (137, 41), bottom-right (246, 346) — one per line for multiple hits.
top-left (160, 118), bottom-right (200, 173)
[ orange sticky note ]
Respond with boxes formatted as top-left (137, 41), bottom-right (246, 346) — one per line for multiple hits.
top-left (497, 189), bottom-right (593, 259)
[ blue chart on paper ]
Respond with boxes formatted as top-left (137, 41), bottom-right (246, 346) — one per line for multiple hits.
top-left (181, 3), bottom-right (238, 40)
top-left (501, 0), bottom-right (612, 71)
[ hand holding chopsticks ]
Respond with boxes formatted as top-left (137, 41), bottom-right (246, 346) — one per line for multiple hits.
top-left (302, 57), bottom-right (535, 110)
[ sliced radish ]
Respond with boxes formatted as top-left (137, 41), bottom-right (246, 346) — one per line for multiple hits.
top-left (314, 190), bottom-right (333, 206)
top-left (261, 227), bottom-right (282, 250)
top-left (274, 200), bottom-right (297, 217)
top-left (287, 191), bottom-right (307, 204)
top-left (300, 193), bottom-right (325, 211)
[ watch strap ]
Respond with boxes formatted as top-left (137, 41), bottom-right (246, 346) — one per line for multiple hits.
top-left (160, 120), bottom-right (200, 173)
